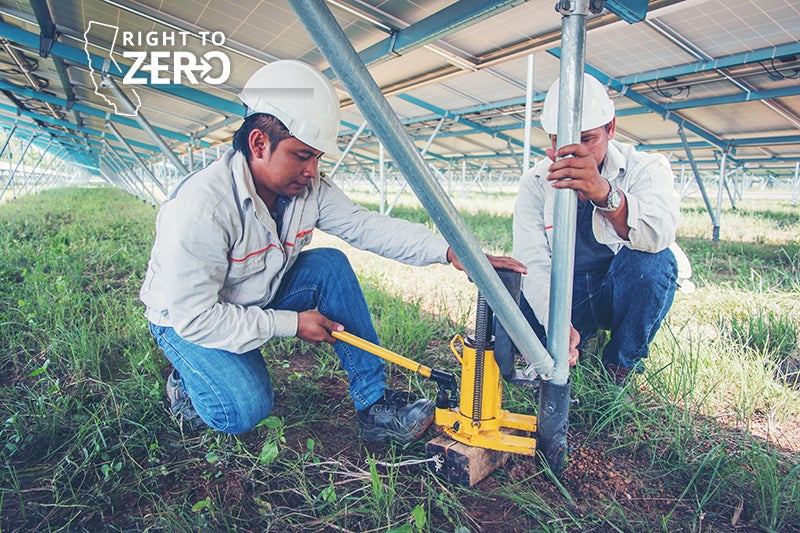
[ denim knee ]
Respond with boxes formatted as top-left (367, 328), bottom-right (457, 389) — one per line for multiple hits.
top-left (612, 247), bottom-right (677, 292)
top-left (305, 247), bottom-right (350, 270)
top-left (206, 385), bottom-right (275, 435)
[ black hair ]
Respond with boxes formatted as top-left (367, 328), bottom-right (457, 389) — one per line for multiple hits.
top-left (232, 113), bottom-right (292, 160)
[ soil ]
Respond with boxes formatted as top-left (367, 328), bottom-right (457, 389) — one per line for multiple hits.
top-left (3, 342), bottom-right (799, 532)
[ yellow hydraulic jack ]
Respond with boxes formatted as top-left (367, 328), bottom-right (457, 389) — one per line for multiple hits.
top-left (333, 269), bottom-right (555, 486)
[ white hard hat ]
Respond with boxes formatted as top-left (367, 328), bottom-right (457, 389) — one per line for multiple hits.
top-left (238, 60), bottom-right (342, 156)
top-left (540, 74), bottom-right (615, 135)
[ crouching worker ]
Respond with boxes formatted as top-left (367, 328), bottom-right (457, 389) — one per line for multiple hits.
top-left (513, 74), bottom-right (680, 386)
top-left (140, 60), bottom-right (525, 443)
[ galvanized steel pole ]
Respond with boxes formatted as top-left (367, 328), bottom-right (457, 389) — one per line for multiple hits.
top-left (547, 0), bottom-right (588, 385)
top-left (523, 54), bottom-right (535, 174)
top-left (714, 151), bottom-right (727, 242)
top-left (289, 0), bottom-right (554, 380)
top-left (100, 74), bottom-right (189, 176)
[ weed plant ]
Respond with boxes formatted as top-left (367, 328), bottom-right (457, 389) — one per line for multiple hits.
top-left (1, 187), bottom-right (799, 532)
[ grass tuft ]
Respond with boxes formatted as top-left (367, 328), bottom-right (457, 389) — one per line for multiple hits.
top-left (2, 187), bottom-right (799, 531)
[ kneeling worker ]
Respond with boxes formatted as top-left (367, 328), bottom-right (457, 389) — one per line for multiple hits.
top-left (513, 74), bottom-right (680, 384)
top-left (141, 60), bottom-right (525, 443)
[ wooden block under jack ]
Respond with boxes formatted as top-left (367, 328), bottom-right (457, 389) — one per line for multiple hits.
top-left (426, 434), bottom-right (514, 487)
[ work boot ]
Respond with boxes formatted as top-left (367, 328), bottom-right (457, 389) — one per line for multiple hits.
top-left (358, 389), bottom-right (435, 444)
top-left (166, 369), bottom-right (206, 430)
top-left (603, 363), bottom-right (632, 387)
top-left (603, 363), bottom-right (636, 404)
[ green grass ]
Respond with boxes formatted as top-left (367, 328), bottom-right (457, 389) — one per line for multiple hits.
top-left (1, 187), bottom-right (799, 532)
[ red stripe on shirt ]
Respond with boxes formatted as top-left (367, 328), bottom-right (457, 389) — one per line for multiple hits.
top-left (228, 244), bottom-right (279, 262)
top-left (285, 228), bottom-right (314, 247)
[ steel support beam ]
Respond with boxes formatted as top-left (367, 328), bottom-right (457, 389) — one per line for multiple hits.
top-left (101, 144), bottom-right (152, 202)
top-left (547, 1), bottom-right (588, 386)
top-left (329, 120), bottom-right (368, 180)
top-left (106, 121), bottom-right (167, 196)
top-left (100, 75), bottom-right (189, 175)
top-left (0, 121), bottom-right (18, 158)
top-left (290, 0), bottom-right (554, 380)
top-left (0, 134), bottom-right (36, 200)
top-left (523, 54), bottom-right (535, 173)
top-left (548, 49), bottom-right (729, 150)
top-left (386, 115), bottom-right (446, 216)
top-left (679, 126), bottom-right (718, 233)
top-left (102, 138), bottom-right (145, 194)
top-left (618, 41), bottom-right (800, 86)
top-left (18, 138), bottom-right (52, 194)
top-left (325, 0), bottom-right (525, 74)
top-left (0, 78), bottom-right (205, 149)
top-left (26, 146), bottom-right (63, 194)
top-left (714, 151), bottom-right (727, 242)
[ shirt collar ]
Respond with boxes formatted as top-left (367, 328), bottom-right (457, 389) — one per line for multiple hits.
top-left (602, 139), bottom-right (627, 181)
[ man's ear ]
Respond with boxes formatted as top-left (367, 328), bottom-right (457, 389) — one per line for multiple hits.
top-left (606, 117), bottom-right (616, 140)
top-left (248, 129), bottom-right (268, 159)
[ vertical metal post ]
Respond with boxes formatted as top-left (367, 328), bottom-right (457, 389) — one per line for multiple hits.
top-left (378, 142), bottom-right (386, 214)
top-left (461, 159), bottom-right (466, 197)
top-left (679, 164), bottom-right (687, 197)
top-left (523, 54), bottom-right (535, 174)
top-left (290, 0), bottom-right (553, 379)
top-left (100, 74), bottom-right (189, 175)
top-left (791, 161), bottom-right (799, 207)
top-left (188, 140), bottom-right (195, 173)
top-left (447, 165), bottom-right (452, 197)
top-left (714, 151), bottom-right (727, 242)
top-left (535, 0), bottom-right (595, 480)
top-left (547, 0), bottom-right (588, 384)
top-left (723, 164), bottom-right (737, 210)
top-left (1, 135), bottom-right (35, 200)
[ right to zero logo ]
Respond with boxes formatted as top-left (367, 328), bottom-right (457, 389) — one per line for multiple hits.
top-left (84, 21), bottom-right (232, 116)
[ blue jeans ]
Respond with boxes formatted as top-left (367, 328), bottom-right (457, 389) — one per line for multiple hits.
top-left (149, 248), bottom-right (386, 434)
top-left (520, 247), bottom-right (677, 370)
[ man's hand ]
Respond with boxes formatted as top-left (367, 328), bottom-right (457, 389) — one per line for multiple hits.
top-left (296, 310), bottom-right (343, 345)
top-left (447, 247), bottom-right (528, 275)
top-left (545, 144), bottom-right (609, 205)
top-left (568, 324), bottom-right (580, 367)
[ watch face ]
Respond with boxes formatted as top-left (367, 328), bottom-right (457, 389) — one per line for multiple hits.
top-left (607, 188), bottom-right (621, 210)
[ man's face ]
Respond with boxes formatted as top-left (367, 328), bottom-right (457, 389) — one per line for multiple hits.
top-left (549, 119), bottom-right (615, 168)
top-left (249, 133), bottom-right (323, 201)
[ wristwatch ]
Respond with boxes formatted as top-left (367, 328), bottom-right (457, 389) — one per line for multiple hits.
top-left (592, 179), bottom-right (622, 213)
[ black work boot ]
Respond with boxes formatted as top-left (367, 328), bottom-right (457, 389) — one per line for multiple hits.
top-left (358, 390), bottom-right (435, 444)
